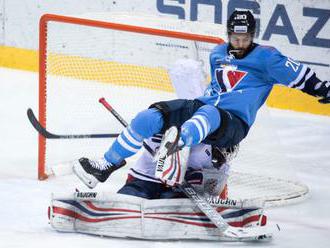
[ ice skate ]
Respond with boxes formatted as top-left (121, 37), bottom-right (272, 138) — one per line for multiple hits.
top-left (73, 157), bottom-right (126, 189)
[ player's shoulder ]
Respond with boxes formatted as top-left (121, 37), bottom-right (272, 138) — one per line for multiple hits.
top-left (209, 43), bottom-right (228, 63)
top-left (211, 43), bottom-right (228, 54)
top-left (254, 44), bottom-right (281, 57)
top-left (252, 44), bottom-right (284, 65)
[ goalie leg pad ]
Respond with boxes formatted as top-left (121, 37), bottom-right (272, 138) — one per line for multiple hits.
top-left (118, 177), bottom-right (187, 199)
top-left (117, 177), bottom-right (163, 199)
top-left (49, 193), bottom-right (268, 240)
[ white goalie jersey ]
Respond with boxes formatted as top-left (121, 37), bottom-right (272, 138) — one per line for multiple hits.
top-left (129, 138), bottom-right (230, 195)
top-left (129, 137), bottom-right (214, 182)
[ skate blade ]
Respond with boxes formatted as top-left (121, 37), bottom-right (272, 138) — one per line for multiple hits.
top-left (72, 161), bottom-right (99, 189)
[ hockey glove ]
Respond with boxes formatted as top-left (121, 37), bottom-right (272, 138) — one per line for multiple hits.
top-left (319, 97), bottom-right (330, 104)
top-left (316, 81), bottom-right (330, 104)
top-left (184, 167), bottom-right (230, 197)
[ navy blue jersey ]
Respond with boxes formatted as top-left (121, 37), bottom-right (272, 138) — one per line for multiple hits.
top-left (198, 43), bottom-right (308, 127)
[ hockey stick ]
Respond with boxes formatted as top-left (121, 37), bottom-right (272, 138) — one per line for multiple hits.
top-left (179, 182), bottom-right (272, 240)
top-left (99, 97), bottom-right (274, 241)
top-left (27, 108), bottom-right (119, 139)
top-left (99, 98), bottom-right (155, 156)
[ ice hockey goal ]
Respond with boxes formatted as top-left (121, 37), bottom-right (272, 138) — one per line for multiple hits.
top-left (38, 13), bottom-right (308, 207)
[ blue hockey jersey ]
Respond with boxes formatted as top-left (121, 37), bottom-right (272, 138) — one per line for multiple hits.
top-left (198, 43), bottom-right (308, 127)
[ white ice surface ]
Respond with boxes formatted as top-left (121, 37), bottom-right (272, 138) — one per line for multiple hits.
top-left (0, 67), bottom-right (330, 247)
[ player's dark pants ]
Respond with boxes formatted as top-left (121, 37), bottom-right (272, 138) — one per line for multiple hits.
top-left (117, 176), bottom-right (186, 199)
top-left (150, 99), bottom-right (249, 148)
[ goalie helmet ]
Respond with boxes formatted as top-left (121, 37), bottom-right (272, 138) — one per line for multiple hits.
top-left (227, 10), bottom-right (256, 35)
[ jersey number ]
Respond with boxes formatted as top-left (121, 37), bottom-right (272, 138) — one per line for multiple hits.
top-left (285, 58), bottom-right (300, 72)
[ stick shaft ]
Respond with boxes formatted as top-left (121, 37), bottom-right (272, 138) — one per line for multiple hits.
top-left (99, 97), bottom-right (155, 156)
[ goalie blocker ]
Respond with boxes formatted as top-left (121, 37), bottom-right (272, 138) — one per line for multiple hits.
top-left (49, 193), bottom-right (269, 241)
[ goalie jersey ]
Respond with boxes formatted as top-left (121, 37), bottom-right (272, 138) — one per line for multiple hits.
top-left (198, 43), bottom-right (310, 127)
top-left (128, 136), bottom-right (229, 185)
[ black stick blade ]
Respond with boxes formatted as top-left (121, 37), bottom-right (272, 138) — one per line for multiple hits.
top-left (27, 108), bottom-right (119, 139)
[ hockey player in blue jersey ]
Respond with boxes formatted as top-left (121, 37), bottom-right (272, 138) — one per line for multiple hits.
top-left (73, 10), bottom-right (330, 191)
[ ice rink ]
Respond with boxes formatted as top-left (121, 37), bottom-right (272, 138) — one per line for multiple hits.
top-left (0, 67), bottom-right (330, 247)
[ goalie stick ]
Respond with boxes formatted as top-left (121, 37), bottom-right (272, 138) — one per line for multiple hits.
top-left (27, 108), bottom-right (119, 139)
top-left (99, 97), bottom-right (274, 241)
top-left (180, 182), bottom-right (272, 240)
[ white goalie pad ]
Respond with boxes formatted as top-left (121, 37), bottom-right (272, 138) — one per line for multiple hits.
top-left (49, 192), bottom-right (268, 241)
